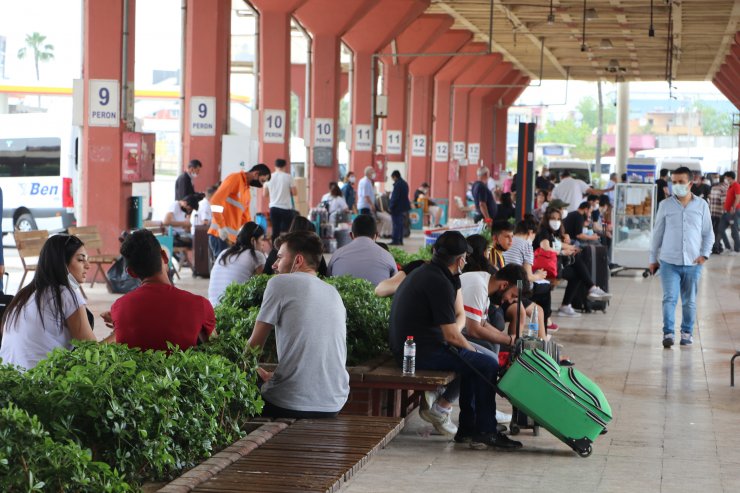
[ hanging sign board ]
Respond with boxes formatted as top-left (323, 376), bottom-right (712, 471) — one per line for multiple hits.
top-left (435, 142), bottom-right (449, 162)
top-left (354, 124), bottom-right (372, 151)
top-left (411, 134), bottom-right (427, 157)
top-left (468, 143), bottom-right (480, 163)
top-left (262, 109), bottom-right (286, 143)
top-left (88, 79), bottom-right (120, 127)
top-left (189, 96), bottom-right (216, 136)
top-left (453, 141), bottom-right (466, 160)
top-left (386, 130), bottom-right (402, 154)
top-left (314, 118), bottom-right (334, 147)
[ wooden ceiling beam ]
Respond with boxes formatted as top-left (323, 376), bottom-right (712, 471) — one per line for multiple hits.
top-left (705, 1), bottom-right (740, 80)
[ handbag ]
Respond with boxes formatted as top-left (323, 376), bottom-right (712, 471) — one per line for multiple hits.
top-left (533, 249), bottom-right (558, 279)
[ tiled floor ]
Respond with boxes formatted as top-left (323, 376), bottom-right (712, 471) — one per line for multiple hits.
top-left (3, 232), bottom-right (738, 492)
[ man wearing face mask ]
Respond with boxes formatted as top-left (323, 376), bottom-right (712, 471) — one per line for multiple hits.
top-left (357, 166), bottom-right (377, 216)
top-left (342, 171), bottom-right (357, 213)
top-left (175, 159), bottom-right (202, 200)
top-left (208, 163), bottom-right (271, 258)
top-left (248, 231), bottom-right (350, 418)
top-left (649, 166), bottom-right (714, 348)
top-left (389, 231), bottom-right (523, 451)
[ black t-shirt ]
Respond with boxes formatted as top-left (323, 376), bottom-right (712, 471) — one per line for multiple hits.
top-left (533, 228), bottom-right (560, 252)
top-left (563, 211), bottom-right (586, 240)
top-left (691, 183), bottom-right (710, 201)
top-left (389, 260), bottom-right (459, 360)
top-left (471, 181), bottom-right (497, 218)
top-left (175, 172), bottom-right (195, 200)
top-left (656, 178), bottom-right (668, 202)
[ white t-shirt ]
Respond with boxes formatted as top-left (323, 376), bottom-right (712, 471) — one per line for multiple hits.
top-left (487, 176), bottom-right (496, 192)
top-left (552, 177), bottom-right (590, 213)
top-left (327, 196), bottom-right (348, 214)
top-left (357, 176), bottom-right (375, 210)
top-left (265, 170), bottom-right (294, 210)
top-left (208, 249), bottom-right (267, 306)
top-left (190, 198), bottom-right (212, 234)
top-left (167, 200), bottom-right (189, 234)
top-left (460, 271), bottom-right (491, 323)
top-left (0, 287), bottom-right (86, 370)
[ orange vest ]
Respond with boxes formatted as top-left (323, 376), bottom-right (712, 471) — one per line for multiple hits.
top-left (208, 171), bottom-right (252, 243)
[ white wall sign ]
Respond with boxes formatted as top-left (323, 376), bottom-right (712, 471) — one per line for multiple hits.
top-left (354, 124), bottom-right (372, 151)
top-left (314, 118), bottom-right (334, 147)
top-left (262, 109), bottom-right (286, 143)
top-left (435, 142), bottom-right (449, 162)
top-left (190, 96), bottom-right (216, 136)
top-left (411, 134), bottom-right (427, 157)
top-left (386, 130), bottom-right (402, 154)
top-left (468, 143), bottom-right (480, 163)
top-left (88, 79), bottom-right (120, 127)
top-left (453, 141), bottom-right (466, 160)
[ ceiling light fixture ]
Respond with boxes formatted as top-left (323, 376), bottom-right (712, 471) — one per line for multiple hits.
top-left (649, 0), bottom-right (655, 37)
top-left (548, 0), bottom-right (555, 24)
top-left (600, 38), bottom-right (613, 49)
top-left (581, 0), bottom-right (587, 52)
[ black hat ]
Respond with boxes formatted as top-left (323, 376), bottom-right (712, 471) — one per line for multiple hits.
top-left (434, 231), bottom-right (473, 256)
top-left (578, 201), bottom-right (590, 210)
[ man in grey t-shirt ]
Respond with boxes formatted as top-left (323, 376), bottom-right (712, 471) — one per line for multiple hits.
top-left (328, 214), bottom-right (397, 286)
top-left (249, 230), bottom-right (349, 417)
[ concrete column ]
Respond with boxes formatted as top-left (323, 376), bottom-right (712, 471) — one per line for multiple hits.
top-left (487, 73), bottom-right (526, 180)
top-left (291, 64), bottom-right (306, 138)
top-left (295, 0), bottom-right (376, 205)
top-left (82, 0), bottom-right (135, 250)
top-left (251, 0), bottom-right (307, 173)
top-left (616, 81), bottom-right (630, 177)
top-left (183, 0), bottom-right (230, 191)
top-left (473, 62), bottom-right (514, 174)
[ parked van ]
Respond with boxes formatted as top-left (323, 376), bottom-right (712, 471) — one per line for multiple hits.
top-left (548, 160), bottom-right (592, 185)
top-left (0, 114), bottom-right (79, 232)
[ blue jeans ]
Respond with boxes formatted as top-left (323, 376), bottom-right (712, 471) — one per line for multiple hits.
top-left (208, 235), bottom-right (229, 259)
top-left (391, 212), bottom-right (405, 244)
top-left (659, 261), bottom-right (702, 337)
top-left (725, 210), bottom-right (740, 252)
top-left (417, 345), bottom-right (499, 435)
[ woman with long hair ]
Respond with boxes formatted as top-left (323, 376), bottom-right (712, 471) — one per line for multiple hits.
top-left (208, 222), bottom-right (270, 306)
top-left (534, 207), bottom-right (610, 317)
top-left (463, 234), bottom-right (496, 275)
top-left (0, 234), bottom-right (113, 370)
top-left (263, 215), bottom-right (329, 276)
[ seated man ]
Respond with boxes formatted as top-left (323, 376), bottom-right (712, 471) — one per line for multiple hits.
top-left (328, 215), bottom-right (398, 286)
top-left (249, 231), bottom-right (350, 418)
top-left (164, 194), bottom-right (202, 247)
top-left (375, 192), bottom-right (393, 238)
top-left (389, 230), bottom-right (522, 450)
top-left (563, 201), bottom-right (600, 247)
top-left (414, 182), bottom-right (443, 227)
top-left (109, 229), bottom-right (216, 351)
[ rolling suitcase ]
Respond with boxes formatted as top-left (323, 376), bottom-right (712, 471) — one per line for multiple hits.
top-left (192, 224), bottom-right (212, 278)
top-left (498, 348), bottom-right (612, 457)
top-left (572, 244), bottom-right (610, 313)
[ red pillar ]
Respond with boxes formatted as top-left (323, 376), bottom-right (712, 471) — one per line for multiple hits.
top-left (82, 0), bottom-right (135, 251)
top-left (484, 71), bottom-right (522, 179)
top-left (343, 1), bottom-right (429, 176)
top-left (473, 61), bottom-right (514, 173)
top-left (294, 0), bottom-right (376, 205)
top-left (407, 28), bottom-right (470, 194)
top-left (183, 0), bottom-right (230, 191)
top-left (430, 42), bottom-right (483, 202)
top-left (251, 0), bottom-right (307, 173)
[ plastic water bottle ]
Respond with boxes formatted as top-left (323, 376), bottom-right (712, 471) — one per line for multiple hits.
top-left (527, 306), bottom-right (538, 338)
top-left (403, 336), bottom-right (416, 375)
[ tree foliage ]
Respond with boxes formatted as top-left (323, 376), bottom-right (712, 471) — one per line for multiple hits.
top-left (17, 32), bottom-right (55, 80)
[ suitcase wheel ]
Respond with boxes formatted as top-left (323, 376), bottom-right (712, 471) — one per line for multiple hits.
top-left (509, 423), bottom-right (520, 435)
top-left (576, 445), bottom-right (593, 458)
top-left (532, 425), bottom-right (540, 437)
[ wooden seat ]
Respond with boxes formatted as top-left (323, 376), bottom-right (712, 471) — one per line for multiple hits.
top-left (14, 230), bottom-right (49, 288)
top-left (68, 226), bottom-right (118, 291)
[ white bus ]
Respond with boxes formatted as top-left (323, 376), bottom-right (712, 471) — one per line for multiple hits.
top-left (0, 113), bottom-right (79, 232)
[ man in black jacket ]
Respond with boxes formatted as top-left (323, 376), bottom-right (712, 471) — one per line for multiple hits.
top-left (175, 159), bottom-right (202, 200)
top-left (389, 170), bottom-right (410, 246)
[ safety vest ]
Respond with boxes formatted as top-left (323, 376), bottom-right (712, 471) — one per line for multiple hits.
top-left (208, 171), bottom-right (252, 244)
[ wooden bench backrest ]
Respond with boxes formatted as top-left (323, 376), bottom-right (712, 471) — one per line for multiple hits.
top-left (14, 230), bottom-right (49, 265)
top-left (68, 226), bottom-right (104, 251)
top-left (143, 220), bottom-right (165, 234)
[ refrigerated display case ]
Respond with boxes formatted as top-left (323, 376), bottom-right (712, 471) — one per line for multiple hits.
top-left (612, 183), bottom-right (655, 275)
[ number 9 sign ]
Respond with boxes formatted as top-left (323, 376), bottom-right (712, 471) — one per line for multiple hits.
top-left (190, 96), bottom-right (216, 136)
top-left (88, 79), bottom-right (120, 127)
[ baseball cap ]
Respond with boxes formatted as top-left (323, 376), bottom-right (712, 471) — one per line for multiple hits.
top-left (434, 231), bottom-right (473, 256)
top-left (549, 198), bottom-right (570, 209)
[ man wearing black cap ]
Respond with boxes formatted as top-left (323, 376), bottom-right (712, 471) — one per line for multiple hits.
top-left (563, 201), bottom-right (600, 247)
top-left (389, 230), bottom-right (522, 451)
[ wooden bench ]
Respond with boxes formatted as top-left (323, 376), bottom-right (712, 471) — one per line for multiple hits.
top-left (68, 226), bottom-right (118, 290)
top-left (143, 220), bottom-right (192, 277)
top-left (14, 230), bottom-right (49, 288)
top-left (162, 415), bottom-right (404, 493)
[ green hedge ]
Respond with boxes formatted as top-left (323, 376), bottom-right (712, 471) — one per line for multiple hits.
top-left (215, 274), bottom-right (391, 366)
top-left (388, 245), bottom-right (432, 267)
top-left (0, 341), bottom-right (263, 490)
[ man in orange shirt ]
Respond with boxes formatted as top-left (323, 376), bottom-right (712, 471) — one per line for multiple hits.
top-left (208, 164), bottom-right (271, 257)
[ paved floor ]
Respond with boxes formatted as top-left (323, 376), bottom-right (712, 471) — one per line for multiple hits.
top-left (3, 231), bottom-right (739, 492)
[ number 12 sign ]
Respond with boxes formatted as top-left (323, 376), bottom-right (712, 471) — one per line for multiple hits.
top-left (190, 97), bottom-right (216, 136)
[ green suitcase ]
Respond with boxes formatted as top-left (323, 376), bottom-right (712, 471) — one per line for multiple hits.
top-left (498, 348), bottom-right (612, 457)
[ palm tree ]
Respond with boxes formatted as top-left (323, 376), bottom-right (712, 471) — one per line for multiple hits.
top-left (17, 32), bottom-right (55, 81)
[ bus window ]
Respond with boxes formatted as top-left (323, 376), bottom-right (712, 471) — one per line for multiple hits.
top-left (0, 137), bottom-right (61, 177)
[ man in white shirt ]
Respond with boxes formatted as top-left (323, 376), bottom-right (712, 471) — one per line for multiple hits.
top-left (357, 166), bottom-right (377, 215)
top-left (552, 170), bottom-right (604, 213)
top-left (190, 185), bottom-right (216, 234)
top-left (264, 158), bottom-right (297, 240)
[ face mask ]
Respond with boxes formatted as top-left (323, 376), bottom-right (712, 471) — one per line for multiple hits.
top-left (249, 179), bottom-right (264, 188)
top-left (543, 172), bottom-right (550, 178)
top-left (549, 220), bottom-right (561, 231)
top-left (67, 271), bottom-right (80, 290)
top-left (289, 256), bottom-right (298, 274)
top-left (349, 176), bottom-right (356, 183)
top-left (561, 209), bottom-right (568, 219)
top-left (673, 183), bottom-right (690, 198)
top-left (181, 206), bottom-right (189, 214)
top-left (189, 172), bottom-right (198, 178)
top-left (370, 173), bottom-right (377, 180)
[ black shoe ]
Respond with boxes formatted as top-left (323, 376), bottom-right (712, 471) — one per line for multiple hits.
top-left (662, 336), bottom-right (674, 348)
top-left (454, 429), bottom-right (474, 443)
top-left (388, 242), bottom-right (403, 246)
top-left (559, 359), bottom-right (575, 367)
top-left (470, 432), bottom-right (523, 450)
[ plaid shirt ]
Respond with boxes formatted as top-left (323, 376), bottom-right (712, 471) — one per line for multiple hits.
top-left (709, 183), bottom-right (728, 217)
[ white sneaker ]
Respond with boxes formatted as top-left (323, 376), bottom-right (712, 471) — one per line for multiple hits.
top-left (557, 305), bottom-right (582, 318)
top-left (587, 286), bottom-right (612, 301)
top-left (420, 390), bottom-right (438, 412)
top-left (496, 410), bottom-right (512, 423)
top-left (419, 406), bottom-right (458, 437)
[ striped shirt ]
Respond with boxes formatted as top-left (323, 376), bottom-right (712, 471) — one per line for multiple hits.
top-left (503, 236), bottom-right (534, 267)
top-left (708, 183), bottom-right (728, 217)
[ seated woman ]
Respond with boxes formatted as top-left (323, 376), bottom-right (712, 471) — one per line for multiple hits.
top-left (208, 222), bottom-right (270, 306)
top-left (324, 183), bottom-right (349, 224)
top-left (263, 216), bottom-right (329, 276)
top-left (0, 235), bottom-right (114, 370)
top-left (534, 207), bottom-right (610, 318)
